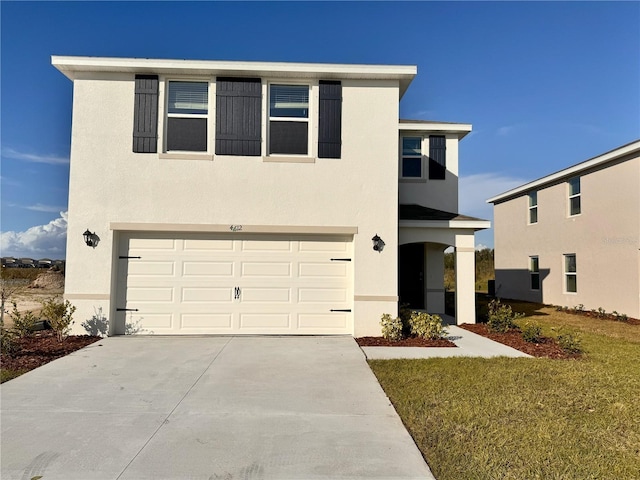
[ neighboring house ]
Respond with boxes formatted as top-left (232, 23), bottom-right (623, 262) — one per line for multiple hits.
top-left (488, 140), bottom-right (640, 319)
top-left (53, 56), bottom-right (488, 336)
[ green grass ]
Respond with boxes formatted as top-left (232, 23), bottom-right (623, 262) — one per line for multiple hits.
top-left (369, 306), bottom-right (640, 480)
top-left (0, 368), bottom-right (29, 383)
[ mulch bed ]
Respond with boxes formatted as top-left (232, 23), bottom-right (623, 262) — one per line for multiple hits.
top-left (356, 336), bottom-right (456, 347)
top-left (459, 323), bottom-right (581, 359)
top-left (2, 331), bottom-right (101, 373)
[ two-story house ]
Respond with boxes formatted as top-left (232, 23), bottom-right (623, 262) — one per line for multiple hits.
top-left (488, 140), bottom-right (640, 319)
top-left (53, 56), bottom-right (489, 336)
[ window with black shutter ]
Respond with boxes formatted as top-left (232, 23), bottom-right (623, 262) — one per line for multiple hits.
top-left (269, 84), bottom-right (309, 155)
top-left (318, 81), bottom-right (341, 158)
top-left (133, 75), bottom-right (159, 153)
top-left (428, 135), bottom-right (446, 179)
top-left (215, 77), bottom-right (262, 156)
top-left (166, 81), bottom-right (208, 152)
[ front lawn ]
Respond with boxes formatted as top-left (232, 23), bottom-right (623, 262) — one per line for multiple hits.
top-left (369, 303), bottom-right (640, 480)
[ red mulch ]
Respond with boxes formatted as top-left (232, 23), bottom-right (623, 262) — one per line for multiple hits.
top-left (566, 310), bottom-right (640, 325)
top-left (356, 336), bottom-right (456, 347)
top-left (459, 323), bottom-right (581, 359)
top-left (1, 331), bottom-right (101, 373)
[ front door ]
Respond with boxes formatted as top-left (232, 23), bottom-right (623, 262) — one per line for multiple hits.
top-left (399, 243), bottom-right (424, 309)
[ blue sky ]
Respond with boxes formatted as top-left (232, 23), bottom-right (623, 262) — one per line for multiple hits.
top-left (1, 1), bottom-right (639, 258)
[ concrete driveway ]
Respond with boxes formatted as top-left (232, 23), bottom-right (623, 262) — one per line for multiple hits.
top-left (1, 336), bottom-right (434, 479)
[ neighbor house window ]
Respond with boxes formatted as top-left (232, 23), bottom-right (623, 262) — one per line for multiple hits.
top-left (428, 135), bottom-right (446, 179)
top-left (568, 177), bottom-right (581, 216)
top-left (269, 84), bottom-right (309, 155)
top-left (564, 254), bottom-right (577, 293)
top-left (528, 192), bottom-right (538, 224)
top-left (529, 256), bottom-right (540, 290)
top-left (401, 137), bottom-right (422, 178)
top-left (166, 81), bottom-right (209, 152)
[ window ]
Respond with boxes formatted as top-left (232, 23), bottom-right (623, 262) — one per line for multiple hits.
top-left (528, 191), bottom-right (538, 224)
top-left (529, 256), bottom-right (540, 290)
top-left (568, 177), bottom-right (581, 216)
top-left (166, 81), bottom-right (208, 152)
top-left (269, 84), bottom-right (309, 155)
top-left (564, 254), bottom-right (577, 293)
top-left (428, 135), bottom-right (446, 179)
top-left (401, 137), bottom-right (422, 177)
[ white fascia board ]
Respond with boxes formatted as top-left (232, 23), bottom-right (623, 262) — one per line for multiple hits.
top-left (487, 139), bottom-right (640, 204)
top-left (51, 55), bottom-right (416, 94)
top-left (399, 219), bottom-right (491, 230)
top-left (398, 122), bottom-right (472, 140)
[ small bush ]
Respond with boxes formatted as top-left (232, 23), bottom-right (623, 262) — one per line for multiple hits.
top-left (612, 311), bottom-right (628, 322)
top-left (596, 307), bottom-right (606, 319)
top-left (41, 298), bottom-right (76, 342)
top-left (521, 322), bottom-right (542, 343)
top-left (487, 299), bottom-right (524, 333)
top-left (0, 327), bottom-right (18, 356)
top-left (8, 302), bottom-right (37, 337)
top-left (380, 314), bottom-right (403, 341)
top-left (409, 312), bottom-right (448, 340)
top-left (554, 328), bottom-right (583, 354)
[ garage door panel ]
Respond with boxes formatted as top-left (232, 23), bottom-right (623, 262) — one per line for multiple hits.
top-left (299, 262), bottom-right (347, 278)
top-left (182, 261), bottom-right (234, 277)
top-left (135, 313), bottom-right (173, 330)
top-left (127, 287), bottom-right (174, 302)
top-left (183, 239), bottom-right (234, 251)
top-left (241, 240), bottom-right (292, 252)
top-left (128, 261), bottom-right (175, 276)
top-left (299, 240), bottom-right (348, 253)
top-left (298, 288), bottom-right (348, 303)
top-left (129, 238), bottom-right (176, 251)
top-left (181, 314), bottom-right (233, 329)
top-left (240, 313), bottom-right (291, 328)
top-left (298, 313), bottom-right (348, 329)
top-left (241, 287), bottom-right (290, 303)
top-left (181, 287), bottom-right (232, 303)
top-left (241, 262), bottom-right (291, 277)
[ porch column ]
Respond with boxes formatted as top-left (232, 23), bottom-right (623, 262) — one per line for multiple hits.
top-left (455, 235), bottom-right (476, 324)
top-left (425, 245), bottom-right (445, 313)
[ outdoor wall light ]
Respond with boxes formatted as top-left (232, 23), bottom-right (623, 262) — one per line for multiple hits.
top-left (83, 229), bottom-right (96, 247)
top-left (372, 234), bottom-right (385, 252)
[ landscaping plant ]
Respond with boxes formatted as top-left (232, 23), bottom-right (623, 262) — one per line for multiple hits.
top-left (380, 313), bottom-right (403, 341)
top-left (521, 321), bottom-right (542, 343)
top-left (409, 312), bottom-right (447, 340)
top-left (487, 298), bottom-right (524, 333)
top-left (41, 298), bottom-right (76, 342)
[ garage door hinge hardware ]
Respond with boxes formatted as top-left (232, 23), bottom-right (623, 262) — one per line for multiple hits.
top-left (119, 256), bottom-right (141, 259)
top-left (117, 308), bottom-right (139, 312)
top-left (330, 309), bottom-right (352, 312)
top-left (330, 258), bottom-right (351, 262)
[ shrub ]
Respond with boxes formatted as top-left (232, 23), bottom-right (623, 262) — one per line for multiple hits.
top-left (596, 307), bottom-right (606, 319)
top-left (0, 326), bottom-right (18, 356)
top-left (380, 313), bottom-right (403, 341)
top-left (487, 299), bottom-right (523, 333)
top-left (41, 298), bottom-right (76, 342)
top-left (521, 322), bottom-right (542, 343)
top-left (409, 312), bottom-right (448, 340)
top-left (553, 328), bottom-right (583, 354)
top-left (8, 302), bottom-right (37, 337)
top-left (398, 304), bottom-right (412, 336)
top-left (612, 311), bottom-right (628, 322)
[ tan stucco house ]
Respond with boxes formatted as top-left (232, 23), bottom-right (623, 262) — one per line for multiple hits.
top-left (488, 140), bottom-right (640, 319)
top-left (53, 56), bottom-right (488, 336)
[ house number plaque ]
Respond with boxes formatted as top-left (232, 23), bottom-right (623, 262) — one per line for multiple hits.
top-left (230, 225), bottom-right (243, 232)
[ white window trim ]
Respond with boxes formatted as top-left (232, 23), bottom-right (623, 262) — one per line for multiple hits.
top-left (162, 77), bottom-right (214, 155)
top-left (267, 81), bottom-right (315, 157)
top-left (563, 253), bottom-right (577, 294)
top-left (528, 192), bottom-right (538, 224)
top-left (529, 255), bottom-right (540, 291)
top-left (568, 177), bottom-right (581, 217)
top-left (399, 135), bottom-right (425, 180)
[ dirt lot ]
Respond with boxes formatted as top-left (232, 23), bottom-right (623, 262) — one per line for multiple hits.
top-left (2, 271), bottom-right (64, 327)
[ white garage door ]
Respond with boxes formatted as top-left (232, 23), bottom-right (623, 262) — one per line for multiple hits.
top-left (115, 233), bottom-right (353, 335)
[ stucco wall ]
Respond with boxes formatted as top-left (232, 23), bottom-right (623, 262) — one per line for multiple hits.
top-left (64, 72), bottom-right (400, 335)
top-left (494, 156), bottom-right (640, 318)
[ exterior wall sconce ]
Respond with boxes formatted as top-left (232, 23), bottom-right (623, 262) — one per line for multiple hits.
top-left (83, 229), bottom-right (96, 247)
top-left (372, 234), bottom-right (385, 252)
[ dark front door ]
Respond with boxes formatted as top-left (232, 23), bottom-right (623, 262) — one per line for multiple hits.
top-left (399, 243), bottom-right (424, 309)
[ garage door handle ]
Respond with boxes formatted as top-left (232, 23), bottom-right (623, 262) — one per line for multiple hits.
top-left (330, 309), bottom-right (351, 312)
top-left (330, 258), bottom-right (351, 262)
top-left (117, 308), bottom-right (139, 312)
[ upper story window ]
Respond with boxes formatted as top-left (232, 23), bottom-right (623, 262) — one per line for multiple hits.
top-left (401, 137), bottom-right (422, 178)
top-left (568, 177), bottom-right (581, 216)
top-left (269, 84), bottom-right (309, 155)
top-left (428, 135), bottom-right (446, 179)
top-left (166, 81), bottom-right (209, 152)
top-left (564, 254), bottom-right (577, 293)
top-left (529, 256), bottom-right (540, 290)
top-left (528, 191), bottom-right (538, 224)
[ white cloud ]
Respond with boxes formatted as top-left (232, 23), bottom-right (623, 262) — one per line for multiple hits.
top-left (1, 212), bottom-right (67, 259)
top-left (475, 244), bottom-right (490, 251)
top-left (25, 203), bottom-right (67, 213)
top-left (497, 125), bottom-right (516, 136)
top-left (459, 173), bottom-right (528, 220)
top-left (2, 147), bottom-right (69, 165)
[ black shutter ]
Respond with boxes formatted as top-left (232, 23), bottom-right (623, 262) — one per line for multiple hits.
top-left (215, 77), bottom-right (262, 156)
top-left (318, 81), bottom-right (342, 158)
top-left (429, 135), bottom-right (446, 179)
top-left (133, 75), bottom-right (159, 153)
